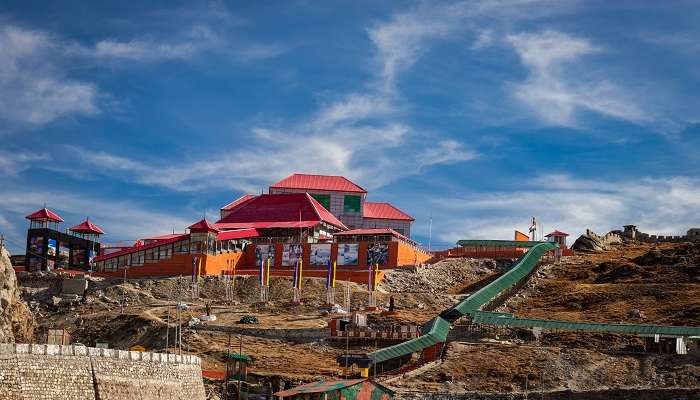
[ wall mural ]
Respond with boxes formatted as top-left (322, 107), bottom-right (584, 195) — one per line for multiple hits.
top-left (310, 243), bottom-right (331, 265)
top-left (29, 236), bottom-right (43, 254)
top-left (255, 244), bottom-right (275, 266)
top-left (47, 239), bottom-right (57, 257)
top-left (282, 244), bottom-right (304, 266)
top-left (337, 243), bottom-right (359, 266)
top-left (367, 243), bottom-right (389, 266)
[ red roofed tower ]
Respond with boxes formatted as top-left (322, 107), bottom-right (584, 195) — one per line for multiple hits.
top-left (70, 218), bottom-right (105, 240)
top-left (545, 230), bottom-right (570, 248)
top-left (188, 218), bottom-right (220, 254)
top-left (26, 207), bottom-right (64, 230)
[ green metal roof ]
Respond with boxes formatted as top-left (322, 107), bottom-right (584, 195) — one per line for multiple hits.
top-left (471, 312), bottom-right (700, 336)
top-left (456, 240), bottom-right (546, 247)
top-left (224, 353), bottom-right (251, 361)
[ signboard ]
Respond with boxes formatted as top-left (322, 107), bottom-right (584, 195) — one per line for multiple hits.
top-left (255, 244), bottom-right (275, 266)
top-left (367, 243), bottom-right (388, 266)
top-left (310, 243), bottom-right (331, 265)
top-left (30, 236), bottom-right (44, 254)
top-left (58, 242), bottom-right (70, 267)
top-left (337, 244), bottom-right (359, 266)
top-left (72, 249), bottom-right (86, 266)
top-left (282, 244), bottom-right (303, 266)
top-left (47, 239), bottom-right (57, 257)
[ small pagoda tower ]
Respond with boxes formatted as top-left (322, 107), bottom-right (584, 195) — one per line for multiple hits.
top-left (187, 219), bottom-right (220, 254)
top-left (25, 207), bottom-right (64, 230)
top-left (69, 218), bottom-right (105, 241)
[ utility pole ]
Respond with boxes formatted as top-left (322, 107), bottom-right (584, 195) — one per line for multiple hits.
top-left (165, 306), bottom-right (170, 353)
top-left (428, 215), bottom-right (432, 252)
top-left (0, 234), bottom-right (5, 251)
top-left (177, 275), bottom-right (183, 356)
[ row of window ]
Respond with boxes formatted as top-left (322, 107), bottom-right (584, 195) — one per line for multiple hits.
top-left (96, 238), bottom-right (247, 272)
top-left (311, 194), bottom-right (362, 213)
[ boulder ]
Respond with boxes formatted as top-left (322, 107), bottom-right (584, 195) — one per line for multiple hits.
top-left (0, 247), bottom-right (35, 342)
top-left (571, 230), bottom-right (622, 252)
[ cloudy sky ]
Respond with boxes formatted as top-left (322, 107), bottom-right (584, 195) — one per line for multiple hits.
top-left (1, 0), bottom-right (700, 252)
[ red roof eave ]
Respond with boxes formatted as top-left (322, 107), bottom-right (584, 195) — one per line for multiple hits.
top-left (216, 228), bottom-right (260, 241)
top-left (215, 221), bottom-right (320, 230)
top-left (94, 234), bottom-right (190, 262)
top-left (333, 228), bottom-right (411, 242)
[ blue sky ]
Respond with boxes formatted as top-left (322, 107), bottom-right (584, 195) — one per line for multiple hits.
top-left (1, 0), bottom-right (700, 252)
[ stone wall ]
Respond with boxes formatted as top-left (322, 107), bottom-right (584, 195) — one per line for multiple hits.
top-left (0, 344), bottom-right (205, 400)
top-left (621, 225), bottom-right (700, 244)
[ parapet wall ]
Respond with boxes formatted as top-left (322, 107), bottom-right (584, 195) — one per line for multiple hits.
top-left (0, 344), bottom-right (205, 400)
top-left (621, 226), bottom-right (700, 244)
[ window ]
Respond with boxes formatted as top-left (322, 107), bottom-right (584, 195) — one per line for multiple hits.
top-left (175, 240), bottom-right (189, 254)
top-left (145, 248), bottom-right (157, 261)
top-left (343, 195), bottom-right (361, 213)
top-left (312, 194), bottom-right (331, 211)
top-left (133, 251), bottom-right (145, 266)
top-left (159, 245), bottom-right (172, 260)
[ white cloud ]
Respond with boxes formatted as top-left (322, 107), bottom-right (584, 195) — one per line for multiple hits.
top-left (0, 26), bottom-right (100, 128)
top-left (67, 120), bottom-right (475, 194)
top-left (430, 174), bottom-right (700, 246)
top-left (506, 30), bottom-right (648, 127)
top-left (0, 151), bottom-right (51, 175)
top-left (0, 188), bottom-right (194, 250)
top-left (92, 39), bottom-right (196, 61)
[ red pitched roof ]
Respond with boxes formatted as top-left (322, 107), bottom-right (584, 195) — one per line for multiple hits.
top-left (216, 193), bottom-right (348, 230)
top-left (545, 230), bottom-right (570, 237)
top-left (221, 194), bottom-right (255, 211)
top-left (25, 208), bottom-right (64, 222)
top-left (363, 202), bottom-right (414, 221)
top-left (188, 219), bottom-right (220, 232)
top-left (69, 219), bottom-right (105, 235)
top-left (333, 228), bottom-right (410, 242)
top-left (270, 173), bottom-right (366, 193)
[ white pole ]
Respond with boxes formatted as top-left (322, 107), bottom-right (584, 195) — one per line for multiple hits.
top-left (428, 215), bottom-right (432, 252)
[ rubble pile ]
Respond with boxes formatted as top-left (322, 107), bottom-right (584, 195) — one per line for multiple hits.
top-left (379, 258), bottom-right (502, 293)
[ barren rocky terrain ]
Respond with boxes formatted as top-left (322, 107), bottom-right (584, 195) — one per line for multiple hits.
top-left (4, 241), bottom-right (700, 398)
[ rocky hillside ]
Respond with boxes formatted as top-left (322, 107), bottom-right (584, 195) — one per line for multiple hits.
top-left (0, 248), bottom-right (34, 342)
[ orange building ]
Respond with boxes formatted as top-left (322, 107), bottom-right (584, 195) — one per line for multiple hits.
top-left (93, 176), bottom-right (430, 283)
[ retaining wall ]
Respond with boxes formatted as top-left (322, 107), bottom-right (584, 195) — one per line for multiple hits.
top-left (0, 344), bottom-right (205, 400)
